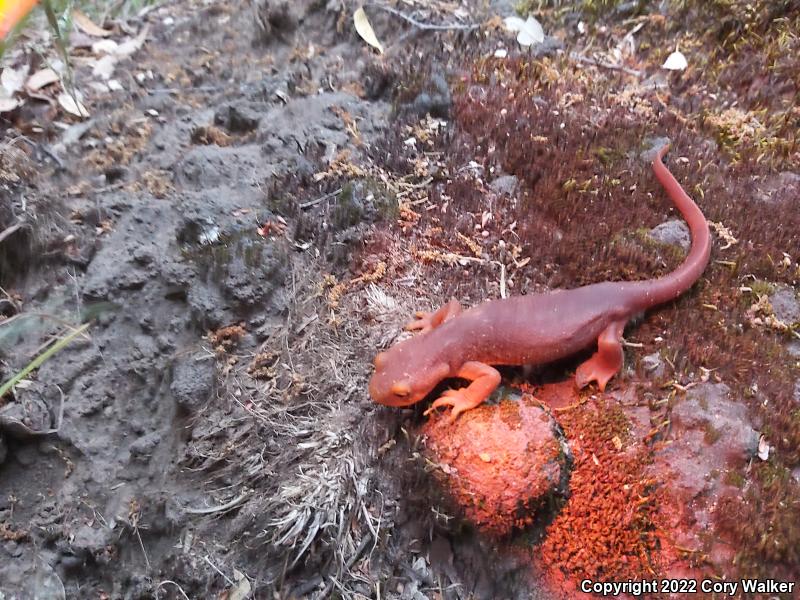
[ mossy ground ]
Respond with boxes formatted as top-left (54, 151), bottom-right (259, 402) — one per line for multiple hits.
top-left (350, 0), bottom-right (800, 594)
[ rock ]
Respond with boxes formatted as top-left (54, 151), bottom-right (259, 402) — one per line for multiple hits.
top-left (0, 555), bottom-right (65, 599)
top-left (641, 352), bottom-right (666, 379)
top-left (70, 523), bottom-right (113, 557)
top-left (408, 70), bottom-right (451, 119)
top-left (639, 137), bottom-right (671, 164)
top-left (214, 104), bottom-right (262, 133)
top-left (170, 354), bottom-right (216, 412)
top-left (769, 287), bottom-right (800, 325)
top-left (756, 171), bottom-right (800, 203)
top-left (490, 174), bottom-right (518, 196)
top-left (788, 341), bottom-right (800, 358)
top-left (0, 389), bottom-right (52, 437)
top-left (794, 380), bottom-right (800, 405)
top-left (530, 35), bottom-right (564, 58)
top-left (129, 431), bottom-right (161, 459)
top-left (489, 0), bottom-right (516, 16)
top-left (423, 396), bottom-right (566, 536)
top-left (648, 219), bottom-right (691, 253)
top-left (671, 382), bottom-right (758, 464)
top-left (0, 434), bottom-right (6, 464)
top-left (252, 0), bottom-right (299, 43)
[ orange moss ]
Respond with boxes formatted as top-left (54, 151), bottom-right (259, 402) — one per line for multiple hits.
top-left (537, 400), bottom-right (660, 588)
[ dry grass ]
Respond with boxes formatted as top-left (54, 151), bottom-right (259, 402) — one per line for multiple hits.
top-left (181, 261), bottom-right (404, 595)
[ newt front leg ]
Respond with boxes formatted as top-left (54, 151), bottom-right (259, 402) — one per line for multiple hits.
top-left (424, 361), bottom-right (501, 422)
top-left (405, 298), bottom-right (462, 334)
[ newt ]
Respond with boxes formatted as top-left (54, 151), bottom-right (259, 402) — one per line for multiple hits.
top-left (369, 143), bottom-right (711, 419)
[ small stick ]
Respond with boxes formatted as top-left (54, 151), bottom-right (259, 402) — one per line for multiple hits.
top-left (184, 491), bottom-right (249, 515)
top-left (299, 187), bottom-right (342, 210)
top-left (365, 3), bottom-right (480, 31)
top-left (155, 581), bottom-right (190, 600)
top-left (0, 223), bottom-right (23, 244)
top-left (570, 52), bottom-right (642, 77)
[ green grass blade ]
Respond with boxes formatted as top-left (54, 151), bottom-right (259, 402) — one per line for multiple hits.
top-left (0, 321), bottom-right (90, 399)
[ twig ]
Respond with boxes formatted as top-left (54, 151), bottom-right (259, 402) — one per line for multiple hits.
top-left (299, 187), bottom-right (342, 210)
top-left (134, 525), bottom-right (151, 571)
top-left (320, 533), bottom-right (374, 598)
top-left (155, 581), bottom-right (190, 600)
top-left (0, 223), bottom-right (23, 244)
top-left (203, 555), bottom-right (235, 587)
top-left (570, 52), bottom-right (642, 77)
top-left (365, 3), bottom-right (480, 31)
top-left (184, 491), bottom-right (249, 515)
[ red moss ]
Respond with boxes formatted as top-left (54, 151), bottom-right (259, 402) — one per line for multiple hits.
top-left (422, 395), bottom-right (564, 536)
top-left (536, 397), bottom-right (660, 590)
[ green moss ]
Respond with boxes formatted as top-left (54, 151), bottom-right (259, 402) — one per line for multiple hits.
top-left (724, 470), bottom-right (746, 488)
top-left (331, 183), bottom-right (362, 230)
top-left (703, 422), bottom-right (722, 445)
top-left (749, 279), bottom-right (775, 298)
top-left (593, 146), bottom-right (625, 167)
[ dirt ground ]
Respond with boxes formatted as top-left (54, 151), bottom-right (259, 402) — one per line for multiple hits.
top-left (1, 0), bottom-right (799, 598)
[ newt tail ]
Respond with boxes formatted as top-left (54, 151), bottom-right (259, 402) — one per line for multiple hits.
top-left (369, 143), bottom-right (711, 420)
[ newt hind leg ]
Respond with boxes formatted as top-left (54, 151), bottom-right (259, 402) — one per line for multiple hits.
top-left (575, 320), bottom-right (627, 392)
top-left (405, 298), bottom-right (462, 334)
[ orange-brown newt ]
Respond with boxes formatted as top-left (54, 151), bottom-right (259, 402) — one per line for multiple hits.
top-left (369, 144), bottom-right (711, 419)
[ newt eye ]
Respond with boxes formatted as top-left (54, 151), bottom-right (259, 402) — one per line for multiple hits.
top-left (391, 381), bottom-right (411, 397)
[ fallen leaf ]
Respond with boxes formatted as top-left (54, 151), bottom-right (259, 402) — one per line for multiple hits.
top-left (503, 15), bottom-right (544, 46)
top-left (662, 50), bottom-right (688, 71)
top-left (0, 97), bottom-right (21, 113)
top-left (26, 68), bottom-right (60, 92)
top-left (57, 91), bottom-right (90, 118)
top-left (72, 9), bottom-right (111, 37)
top-left (92, 39), bottom-right (119, 54)
top-left (503, 16), bottom-right (526, 32)
top-left (229, 569), bottom-right (251, 600)
top-left (1, 65), bottom-right (29, 96)
top-left (517, 16), bottom-right (544, 46)
top-left (757, 435), bottom-right (770, 461)
top-left (353, 7), bottom-right (383, 54)
top-left (92, 55), bottom-right (117, 80)
top-left (115, 25), bottom-right (149, 57)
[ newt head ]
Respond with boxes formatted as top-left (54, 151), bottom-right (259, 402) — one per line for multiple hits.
top-left (368, 340), bottom-right (450, 407)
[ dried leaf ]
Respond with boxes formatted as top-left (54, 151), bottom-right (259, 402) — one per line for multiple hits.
top-left (504, 15), bottom-right (544, 46)
top-left (517, 16), bottom-right (544, 46)
top-left (72, 9), bottom-right (111, 37)
top-left (353, 7), bottom-right (383, 54)
top-left (92, 55), bottom-right (117, 80)
top-left (757, 435), bottom-right (770, 461)
top-left (1, 65), bottom-right (29, 96)
top-left (0, 97), bottom-right (21, 113)
top-left (57, 91), bottom-right (90, 118)
top-left (115, 25), bottom-right (149, 57)
top-left (662, 50), bottom-right (688, 71)
top-left (26, 68), bottom-right (60, 92)
top-left (503, 16), bottom-right (526, 32)
top-left (92, 39), bottom-right (119, 54)
top-left (229, 569), bottom-right (252, 600)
